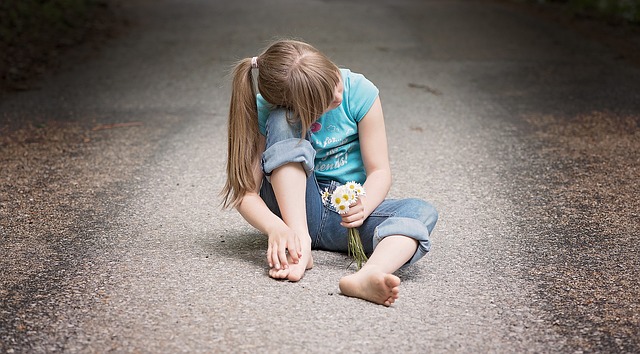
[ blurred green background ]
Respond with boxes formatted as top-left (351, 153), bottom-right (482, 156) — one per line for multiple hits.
top-left (0, 0), bottom-right (115, 88)
top-left (0, 0), bottom-right (637, 90)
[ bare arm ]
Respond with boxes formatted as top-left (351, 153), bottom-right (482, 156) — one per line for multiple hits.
top-left (235, 135), bottom-right (301, 269)
top-left (235, 135), bottom-right (284, 236)
top-left (341, 97), bottom-right (392, 228)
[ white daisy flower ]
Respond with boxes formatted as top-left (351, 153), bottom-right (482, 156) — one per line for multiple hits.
top-left (323, 182), bottom-right (365, 215)
top-left (345, 181), bottom-right (365, 196)
top-left (345, 181), bottom-right (358, 192)
top-left (320, 181), bottom-right (368, 269)
top-left (336, 186), bottom-right (354, 204)
top-left (321, 188), bottom-right (330, 204)
top-left (330, 189), bottom-right (351, 214)
top-left (336, 201), bottom-right (350, 214)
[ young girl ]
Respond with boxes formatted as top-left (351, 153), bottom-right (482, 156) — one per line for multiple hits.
top-left (222, 40), bottom-right (438, 306)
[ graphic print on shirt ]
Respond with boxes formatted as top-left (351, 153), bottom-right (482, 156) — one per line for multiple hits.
top-left (310, 122), bottom-right (322, 133)
top-left (311, 121), bottom-right (356, 174)
top-left (255, 69), bottom-right (378, 183)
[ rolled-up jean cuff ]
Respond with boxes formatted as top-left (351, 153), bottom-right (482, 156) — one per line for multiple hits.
top-left (372, 217), bottom-right (432, 267)
top-left (262, 138), bottom-right (316, 181)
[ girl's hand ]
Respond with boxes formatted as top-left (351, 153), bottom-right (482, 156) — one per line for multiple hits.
top-left (341, 198), bottom-right (367, 228)
top-left (267, 225), bottom-right (302, 270)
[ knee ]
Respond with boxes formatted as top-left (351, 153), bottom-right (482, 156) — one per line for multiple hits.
top-left (265, 108), bottom-right (302, 142)
top-left (262, 108), bottom-right (316, 179)
top-left (405, 199), bottom-right (438, 233)
top-left (262, 139), bottom-right (315, 179)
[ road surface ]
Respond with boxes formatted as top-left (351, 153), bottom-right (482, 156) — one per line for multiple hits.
top-left (1, 0), bottom-right (639, 352)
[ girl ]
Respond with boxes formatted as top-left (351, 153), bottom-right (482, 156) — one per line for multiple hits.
top-left (222, 40), bottom-right (438, 306)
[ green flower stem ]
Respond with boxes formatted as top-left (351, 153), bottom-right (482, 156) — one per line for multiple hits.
top-left (347, 228), bottom-right (368, 270)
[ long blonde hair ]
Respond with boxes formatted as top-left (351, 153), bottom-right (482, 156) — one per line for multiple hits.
top-left (221, 40), bottom-right (341, 208)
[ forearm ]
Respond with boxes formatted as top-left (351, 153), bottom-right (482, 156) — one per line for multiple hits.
top-left (356, 97), bottom-right (391, 220)
top-left (236, 192), bottom-right (287, 235)
top-left (362, 168), bottom-right (391, 219)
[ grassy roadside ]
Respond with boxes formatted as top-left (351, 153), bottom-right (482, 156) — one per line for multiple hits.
top-left (0, 0), bottom-right (123, 92)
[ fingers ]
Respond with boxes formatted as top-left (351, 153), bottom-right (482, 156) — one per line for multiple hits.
top-left (340, 200), bottom-right (366, 227)
top-left (267, 242), bottom-right (287, 270)
top-left (341, 210), bottom-right (364, 223)
top-left (269, 242), bottom-right (281, 269)
top-left (266, 227), bottom-right (303, 269)
top-left (288, 235), bottom-right (300, 264)
top-left (341, 208), bottom-right (366, 228)
top-left (278, 242), bottom-right (290, 269)
top-left (295, 233), bottom-right (303, 258)
top-left (267, 243), bottom-right (273, 268)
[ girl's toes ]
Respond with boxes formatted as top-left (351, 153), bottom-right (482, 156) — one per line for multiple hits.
top-left (269, 268), bottom-right (289, 279)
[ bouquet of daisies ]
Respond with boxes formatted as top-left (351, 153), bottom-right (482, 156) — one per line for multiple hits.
top-left (322, 182), bottom-right (368, 269)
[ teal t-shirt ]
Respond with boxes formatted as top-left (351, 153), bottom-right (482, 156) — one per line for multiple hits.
top-left (257, 68), bottom-right (379, 184)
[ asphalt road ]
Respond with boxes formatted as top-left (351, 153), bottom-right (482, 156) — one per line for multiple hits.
top-left (1, 0), bottom-right (639, 352)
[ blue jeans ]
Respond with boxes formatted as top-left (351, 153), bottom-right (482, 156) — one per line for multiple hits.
top-left (260, 109), bottom-right (438, 266)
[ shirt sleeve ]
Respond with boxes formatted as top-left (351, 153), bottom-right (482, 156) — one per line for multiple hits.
top-left (345, 70), bottom-right (379, 123)
top-left (257, 94), bottom-right (270, 136)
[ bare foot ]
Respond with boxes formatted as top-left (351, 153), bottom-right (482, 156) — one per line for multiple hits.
top-left (269, 250), bottom-right (313, 282)
top-left (338, 266), bottom-right (401, 306)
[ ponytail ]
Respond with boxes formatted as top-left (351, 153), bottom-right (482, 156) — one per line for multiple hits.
top-left (221, 58), bottom-right (259, 208)
top-left (221, 40), bottom-right (341, 208)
